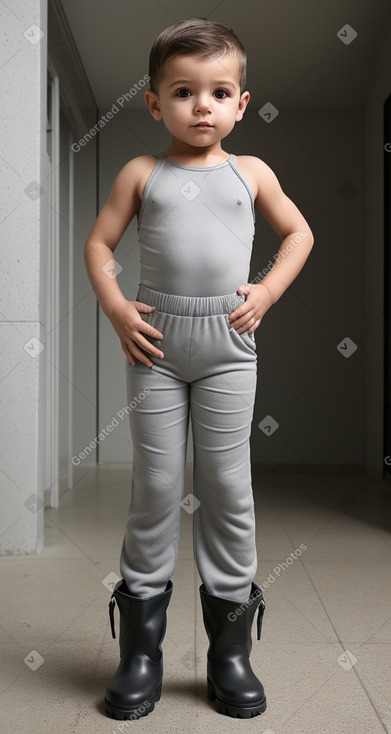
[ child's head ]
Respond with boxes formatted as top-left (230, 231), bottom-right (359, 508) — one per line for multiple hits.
top-left (144, 18), bottom-right (250, 149)
top-left (148, 17), bottom-right (247, 95)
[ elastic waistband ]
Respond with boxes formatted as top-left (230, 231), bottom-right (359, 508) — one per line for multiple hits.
top-left (137, 284), bottom-right (246, 316)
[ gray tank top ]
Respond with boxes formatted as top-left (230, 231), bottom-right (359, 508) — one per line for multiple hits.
top-left (137, 153), bottom-right (255, 297)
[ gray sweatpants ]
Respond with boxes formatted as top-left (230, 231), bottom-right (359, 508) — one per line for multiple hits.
top-left (120, 285), bottom-right (258, 603)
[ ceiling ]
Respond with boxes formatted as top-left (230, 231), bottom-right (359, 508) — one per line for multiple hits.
top-left (56, 0), bottom-right (391, 110)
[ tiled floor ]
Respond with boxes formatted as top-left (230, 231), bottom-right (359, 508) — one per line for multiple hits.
top-left (1, 466), bottom-right (391, 733)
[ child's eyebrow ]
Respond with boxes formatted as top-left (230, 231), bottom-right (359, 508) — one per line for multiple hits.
top-left (212, 80), bottom-right (236, 89)
top-left (168, 79), bottom-right (192, 88)
top-left (168, 79), bottom-right (237, 89)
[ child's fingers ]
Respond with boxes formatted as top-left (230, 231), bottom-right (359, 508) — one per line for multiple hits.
top-left (136, 324), bottom-right (164, 343)
top-left (132, 349), bottom-right (155, 368)
top-left (248, 318), bottom-right (261, 336)
top-left (131, 301), bottom-right (163, 339)
top-left (121, 338), bottom-right (154, 368)
top-left (150, 328), bottom-right (164, 340)
top-left (134, 300), bottom-right (156, 312)
top-left (137, 335), bottom-right (164, 358)
top-left (229, 301), bottom-right (252, 325)
top-left (121, 340), bottom-right (136, 367)
top-left (124, 343), bottom-right (154, 368)
top-left (125, 333), bottom-right (164, 365)
top-left (231, 306), bottom-right (257, 334)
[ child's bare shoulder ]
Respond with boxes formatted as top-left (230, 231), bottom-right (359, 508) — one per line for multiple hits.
top-left (236, 155), bottom-right (278, 181)
top-left (121, 154), bottom-right (159, 174)
top-left (118, 155), bottom-right (159, 201)
top-left (235, 155), bottom-right (281, 201)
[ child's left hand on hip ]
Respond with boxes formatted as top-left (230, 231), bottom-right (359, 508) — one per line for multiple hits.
top-left (229, 283), bottom-right (273, 336)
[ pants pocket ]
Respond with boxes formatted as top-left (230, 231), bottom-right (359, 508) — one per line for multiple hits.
top-left (224, 313), bottom-right (256, 351)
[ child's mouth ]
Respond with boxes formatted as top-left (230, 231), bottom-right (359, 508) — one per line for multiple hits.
top-left (193, 122), bottom-right (213, 128)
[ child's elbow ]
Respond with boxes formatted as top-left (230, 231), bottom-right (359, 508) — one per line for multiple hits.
top-left (302, 226), bottom-right (314, 248)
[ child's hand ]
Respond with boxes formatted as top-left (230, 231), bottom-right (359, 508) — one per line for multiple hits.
top-left (108, 300), bottom-right (164, 368)
top-left (228, 283), bottom-right (273, 336)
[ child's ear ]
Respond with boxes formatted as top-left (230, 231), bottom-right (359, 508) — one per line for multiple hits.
top-left (236, 90), bottom-right (250, 122)
top-left (144, 89), bottom-right (163, 121)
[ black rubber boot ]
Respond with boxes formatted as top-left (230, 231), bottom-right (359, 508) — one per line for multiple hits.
top-left (104, 579), bottom-right (173, 720)
top-left (199, 582), bottom-right (266, 718)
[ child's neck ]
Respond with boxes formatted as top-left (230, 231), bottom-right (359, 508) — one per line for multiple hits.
top-left (162, 140), bottom-right (229, 167)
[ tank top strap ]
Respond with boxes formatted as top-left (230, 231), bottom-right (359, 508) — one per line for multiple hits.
top-left (138, 154), bottom-right (167, 223)
top-left (227, 154), bottom-right (256, 224)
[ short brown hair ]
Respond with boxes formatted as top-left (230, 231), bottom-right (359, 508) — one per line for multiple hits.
top-left (148, 17), bottom-right (247, 94)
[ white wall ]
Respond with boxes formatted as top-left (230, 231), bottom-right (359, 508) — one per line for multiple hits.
top-left (0, 0), bottom-right (46, 554)
top-left (95, 104), bottom-right (367, 469)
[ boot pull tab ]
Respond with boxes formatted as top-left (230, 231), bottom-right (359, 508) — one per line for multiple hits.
top-left (256, 598), bottom-right (266, 641)
top-left (109, 596), bottom-right (117, 639)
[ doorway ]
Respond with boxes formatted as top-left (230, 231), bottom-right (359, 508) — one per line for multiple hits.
top-left (384, 90), bottom-right (391, 480)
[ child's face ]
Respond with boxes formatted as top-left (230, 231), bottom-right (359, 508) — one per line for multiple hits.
top-left (144, 53), bottom-right (250, 148)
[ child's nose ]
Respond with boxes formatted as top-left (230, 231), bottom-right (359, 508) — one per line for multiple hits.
top-left (194, 95), bottom-right (212, 114)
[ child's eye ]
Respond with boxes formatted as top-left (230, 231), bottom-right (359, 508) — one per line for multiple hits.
top-left (214, 89), bottom-right (228, 99)
top-left (176, 88), bottom-right (191, 98)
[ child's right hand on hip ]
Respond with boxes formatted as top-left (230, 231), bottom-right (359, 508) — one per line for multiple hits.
top-left (108, 300), bottom-right (164, 368)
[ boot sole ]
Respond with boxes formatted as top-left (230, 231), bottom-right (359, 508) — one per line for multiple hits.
top-left (207, 678), bottom-right (267, 718)
top-left (104, 682), bottom-right (161, 720)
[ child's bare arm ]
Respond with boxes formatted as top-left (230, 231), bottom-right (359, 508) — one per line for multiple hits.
top-left (229, 156), bottom-right (314, 335)
top-left (84, 157), bottom-right (164, 368)
top-left (252, 158), bottom-right (314, 303)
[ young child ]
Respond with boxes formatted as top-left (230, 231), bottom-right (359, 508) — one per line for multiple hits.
top-left (84, 17), bottom-right (314, 721)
